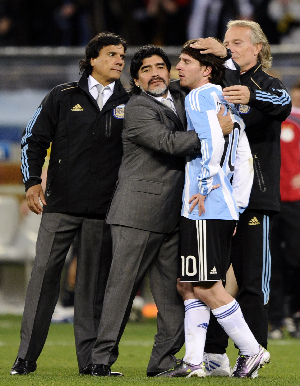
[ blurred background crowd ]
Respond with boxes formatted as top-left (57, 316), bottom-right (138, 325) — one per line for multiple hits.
top-left (1, 0), bottom-right (300, 47)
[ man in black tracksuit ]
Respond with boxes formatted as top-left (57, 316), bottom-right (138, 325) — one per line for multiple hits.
top-left (203, 20), bottom-right (292, 377)
top-left (11, 32), bottom-right (129, 376)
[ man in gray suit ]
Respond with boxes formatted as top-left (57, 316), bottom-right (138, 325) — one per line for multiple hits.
top-left (91, 45), bottom-right (232, 377)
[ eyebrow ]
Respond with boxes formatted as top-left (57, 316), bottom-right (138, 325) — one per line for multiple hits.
top-left (140, 62), bottom-right (166, 71)
top-left (225, 38), bottom-right (242, 43)
top-left (108, 50), bottom-right (125, 57)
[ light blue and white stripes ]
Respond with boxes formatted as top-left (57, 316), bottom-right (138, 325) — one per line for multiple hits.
top-left (262, 215), bottom-right (271, 304)
top-left (21, 106), bottom-right (42, 182)
top-left (182, 83), bottom-right (252, 221)
top-left (21, 106), bottom-right (42, 145)
top-left (21, 144), bottom-right (29, 182)
top-left (256, 89), bottom-right (291, 106)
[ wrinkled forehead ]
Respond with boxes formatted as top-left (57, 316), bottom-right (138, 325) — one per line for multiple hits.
top-left (98, 44), bottom-right (125, 55)
top-left (140, 55), bottom-right (166, 67)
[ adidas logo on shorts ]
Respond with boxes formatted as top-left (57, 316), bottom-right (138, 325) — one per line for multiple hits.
top-left (210, 266), bottom-right (217, 274)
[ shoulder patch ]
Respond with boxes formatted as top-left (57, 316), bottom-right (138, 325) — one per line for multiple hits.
top-left (113, 104), bottom-right (125, 119)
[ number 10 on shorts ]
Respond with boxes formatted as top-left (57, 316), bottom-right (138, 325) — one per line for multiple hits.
top-left (181, 255), bottom-right (197, 277)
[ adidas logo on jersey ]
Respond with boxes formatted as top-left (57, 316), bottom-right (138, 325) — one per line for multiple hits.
top-left (210, 266), bottom-right (217, 274)
top-left (71, 104), bottom-right (84, 111)
top-left (248, 216), bottom-right (260, 226)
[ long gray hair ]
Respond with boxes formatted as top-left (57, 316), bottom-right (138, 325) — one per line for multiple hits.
top-left (227, 20), bottom-right (272, 70)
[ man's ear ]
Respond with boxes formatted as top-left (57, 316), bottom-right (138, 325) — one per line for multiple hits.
top-left (255, 42), bottom-right (263, 56)
top-left (90, 58), bottom-right (95, 67)
top-left (203, 66), bottom-right (212, 78)
top-left (134, 78), bottom-right (140, 87)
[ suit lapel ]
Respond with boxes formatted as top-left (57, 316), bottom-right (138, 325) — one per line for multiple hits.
top-left (160, 101), bottom-right (185, 131)
top-left (172, 94), bottom-right (187, 129)
top-left (142, 92), bottom-right (185, 131)
top-left (155, 93), bottom-right (186, 131)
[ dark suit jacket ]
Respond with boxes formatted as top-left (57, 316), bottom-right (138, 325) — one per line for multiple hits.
top-left (106, 85), bottom-right (201, 233)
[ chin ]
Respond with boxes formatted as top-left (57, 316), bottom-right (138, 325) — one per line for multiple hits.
top-left (179, 79), bottom-right (187, 88)
top-left (149, 86), bottom-right (168, 96)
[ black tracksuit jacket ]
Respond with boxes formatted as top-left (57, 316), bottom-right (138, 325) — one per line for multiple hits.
top-left (21, 71), bottom-right (130, 215)
top-left (237, 62), bottom-right (291, 212)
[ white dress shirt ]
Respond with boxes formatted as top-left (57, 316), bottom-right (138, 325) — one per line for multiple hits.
top-left (154, 91), bottom-right (177, 114)
top-left (88, 75), bottom-right (115, 106)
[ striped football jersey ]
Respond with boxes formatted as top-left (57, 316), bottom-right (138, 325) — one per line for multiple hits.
top-left (181, 83), bottom-right (253, 221)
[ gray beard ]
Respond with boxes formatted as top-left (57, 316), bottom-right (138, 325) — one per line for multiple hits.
top-left (139, 81), bottom-right (169, 97)
top-left (146, 84), bottom-right (169, 97)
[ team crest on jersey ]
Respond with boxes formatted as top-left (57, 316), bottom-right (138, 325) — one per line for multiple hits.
top-left (237, 104), bottom-right (250, 114)
top-left (113, 104), bottom-right (125, 119)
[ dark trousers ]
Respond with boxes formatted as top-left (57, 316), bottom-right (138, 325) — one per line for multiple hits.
top-left (18, 213), bottom-right (112, 370)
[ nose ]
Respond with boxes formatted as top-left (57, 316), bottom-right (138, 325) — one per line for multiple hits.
top-left (175, 61), bottom-right (181, 70)
top-left (116, 55), bottom-right (124, 65)
top-left (225, 43), bottom-right (233, 52)
top-left (151, 68), bottom-right (160, 77)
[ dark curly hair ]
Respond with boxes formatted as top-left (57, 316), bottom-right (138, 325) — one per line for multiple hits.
top-left (79, 32), bottom-right (127, 75)
top-left (130, 45), bottom-right (172, 94)
top-left (181, 39), bottom-right (226, 85)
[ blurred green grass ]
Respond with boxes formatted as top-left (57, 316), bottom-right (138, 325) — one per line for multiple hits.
top-left (0, 314), bottom-right (300, 385)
